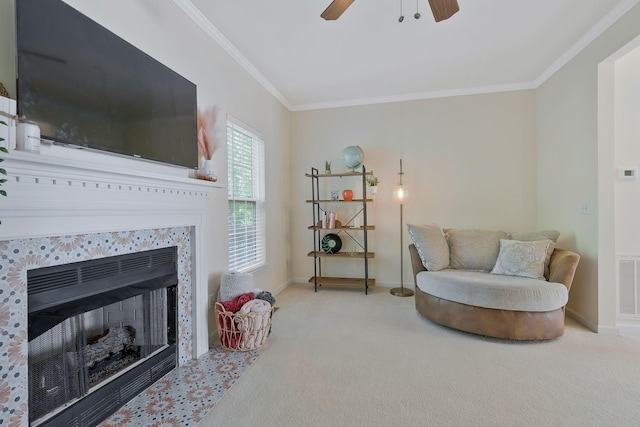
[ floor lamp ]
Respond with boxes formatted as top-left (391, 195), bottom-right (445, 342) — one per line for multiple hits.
top-left (390, 159), bottom-right (414, 297)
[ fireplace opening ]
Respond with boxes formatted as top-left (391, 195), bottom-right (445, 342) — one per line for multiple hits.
top-left (27, 247), bottom-right (178, 427)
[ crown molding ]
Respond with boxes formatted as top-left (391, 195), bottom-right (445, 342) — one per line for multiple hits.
top-left (172, 0), bottom-right (292, 110)
top-left (534, 0), bottom-right (640, 87)
top-left (290, 82), bottom-right (537, 112)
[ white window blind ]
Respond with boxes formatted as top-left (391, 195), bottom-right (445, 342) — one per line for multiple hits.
top-left (227, 117), bottom-right (266, 272)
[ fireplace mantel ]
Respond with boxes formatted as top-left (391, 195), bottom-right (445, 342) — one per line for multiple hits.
top-left (0, 150), bottom-right (222, 425)
top-left (1, 150), bottom-right (220, 357)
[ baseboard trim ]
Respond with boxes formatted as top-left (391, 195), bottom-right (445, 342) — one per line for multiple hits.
top-left (564, 309), bottom-right (640, 335)
top-left (596, 325), bottom-right (620, 335)
top-left (373, 280), bottom-right (415, 289)
top-left (272, 279), bottom-right (292, 296)
top-left (293, 277), bottom-right (415, 290)
top-left (566, 307), bottom-right (599, 333)
top-left (615, 319), bottom-right (640, 335)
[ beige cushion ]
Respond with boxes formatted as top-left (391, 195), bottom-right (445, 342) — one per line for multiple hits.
top-left (491, 239), bottom-right (553, 280)
top-left (507, 229), bottom-right (560, 243)
top-left (445, 229), bottom-right (507, 272)
top-left (416, 269), bottom-right (568, 312)
top-left (507, 230), bottom-right (560, 278)
top-left (407, 223), bottom-right (449, 271)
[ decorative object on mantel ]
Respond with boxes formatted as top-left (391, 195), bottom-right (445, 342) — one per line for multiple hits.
top-left (325, 160), bottom-right (331, 174)
top-left (0, 83), bottom-right (8, 98)
top-left (196, 106), bottom-right (223, 182)
top-left (366, 174), bottom-right (379, 195)
top-left (341, 145), bottom-right (364, 171)
top-left (16, 117), bottom-right (41, 154)
top-left (390, 158), bottom-right (414, 297)
top-left (197, 157), bottom-right (217, 182)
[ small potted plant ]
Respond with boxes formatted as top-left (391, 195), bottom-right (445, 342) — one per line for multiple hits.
top-left (325, 160), bottom-right (331, 175)
top-left (366, 174), bottom-right (379, 195)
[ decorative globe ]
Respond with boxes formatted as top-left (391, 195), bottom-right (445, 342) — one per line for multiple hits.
top-left (341, 145), bottom-right (364, 170)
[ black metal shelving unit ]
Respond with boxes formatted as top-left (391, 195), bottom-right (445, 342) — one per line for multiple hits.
top-left (305, 165), bottom-right (375, 294)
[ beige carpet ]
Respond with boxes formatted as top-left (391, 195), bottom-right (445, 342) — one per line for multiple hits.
top-left (201, 284), bottom-right (640, 426)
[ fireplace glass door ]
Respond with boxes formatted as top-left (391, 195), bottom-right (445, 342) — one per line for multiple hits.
top-left (29, 288), bottom-right (170, 423)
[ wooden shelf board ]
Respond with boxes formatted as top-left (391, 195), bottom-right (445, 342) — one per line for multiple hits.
top-left (307, 225), bottom-right (375, 230)
top-left (308, 276), bottom-right (375, 287)
top-left (306, 199), bottom-right (373, 203)
top-left (305, 171), bottom-right (372, 178)
top-left (307, 251), bottom-right (375, 258)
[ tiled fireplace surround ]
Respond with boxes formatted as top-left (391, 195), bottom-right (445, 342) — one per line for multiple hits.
top-left (0, 152), bottom-right (215, 425)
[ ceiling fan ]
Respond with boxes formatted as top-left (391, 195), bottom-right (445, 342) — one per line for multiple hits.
top-left (321, 0), bottom-right (460, 22)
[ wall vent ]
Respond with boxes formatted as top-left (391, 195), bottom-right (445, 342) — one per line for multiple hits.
top-left (618, 257), bottom-right (640, 317)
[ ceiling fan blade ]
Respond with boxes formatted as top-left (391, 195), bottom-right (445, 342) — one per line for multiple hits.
top-left (321, 0), bottom-right (355, 21)
top-left (428, 0), bottom-right (460, 22)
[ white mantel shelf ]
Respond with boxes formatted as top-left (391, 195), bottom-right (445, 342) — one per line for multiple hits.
top-left (3, 149), bottom-right (222, 191)
top-left (1, 150), bottom-right (222, 241)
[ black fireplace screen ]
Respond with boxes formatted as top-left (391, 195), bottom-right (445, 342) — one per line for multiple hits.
top-left (29, 288), bottom-right (170, 422)
top-left (27, 247), bottom-right (178, 426)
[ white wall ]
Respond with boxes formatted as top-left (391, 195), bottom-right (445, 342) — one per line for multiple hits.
top-left (0, 0), bottom-right (292, 341)
top-left (615, 46), bottom-right (640, 254)
top-left (290, 91), bottom-right (538, 286)
top-left (537, 3), bottom-right (640, 331)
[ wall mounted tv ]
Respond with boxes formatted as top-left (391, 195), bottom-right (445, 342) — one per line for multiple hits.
top-left (16, 0), bottom-right (198, 168)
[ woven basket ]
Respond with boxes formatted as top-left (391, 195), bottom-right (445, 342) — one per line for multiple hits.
top-left (215, 302), bottom-right (273, 351)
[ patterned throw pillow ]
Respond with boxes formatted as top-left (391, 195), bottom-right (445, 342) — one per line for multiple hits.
top-left (507, 230), bottom-right (559, 279)
top-left (491, 239), bottom-right (553, 280)
top-left (407, 223), bottom-right (449, 271)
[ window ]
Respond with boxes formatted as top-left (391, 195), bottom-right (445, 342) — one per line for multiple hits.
top-left (227, 117), bottom-right (266, 272)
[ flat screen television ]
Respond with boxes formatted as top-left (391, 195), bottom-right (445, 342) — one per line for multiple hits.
top-left (16, 0), bottom-right (198, 169)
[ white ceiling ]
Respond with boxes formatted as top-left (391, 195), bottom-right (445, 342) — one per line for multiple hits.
top-left (177, 0), bottom-right (639, 111)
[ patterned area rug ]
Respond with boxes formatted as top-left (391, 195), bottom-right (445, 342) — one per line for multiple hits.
top-left (99, 346), bottom-right (261, 427)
